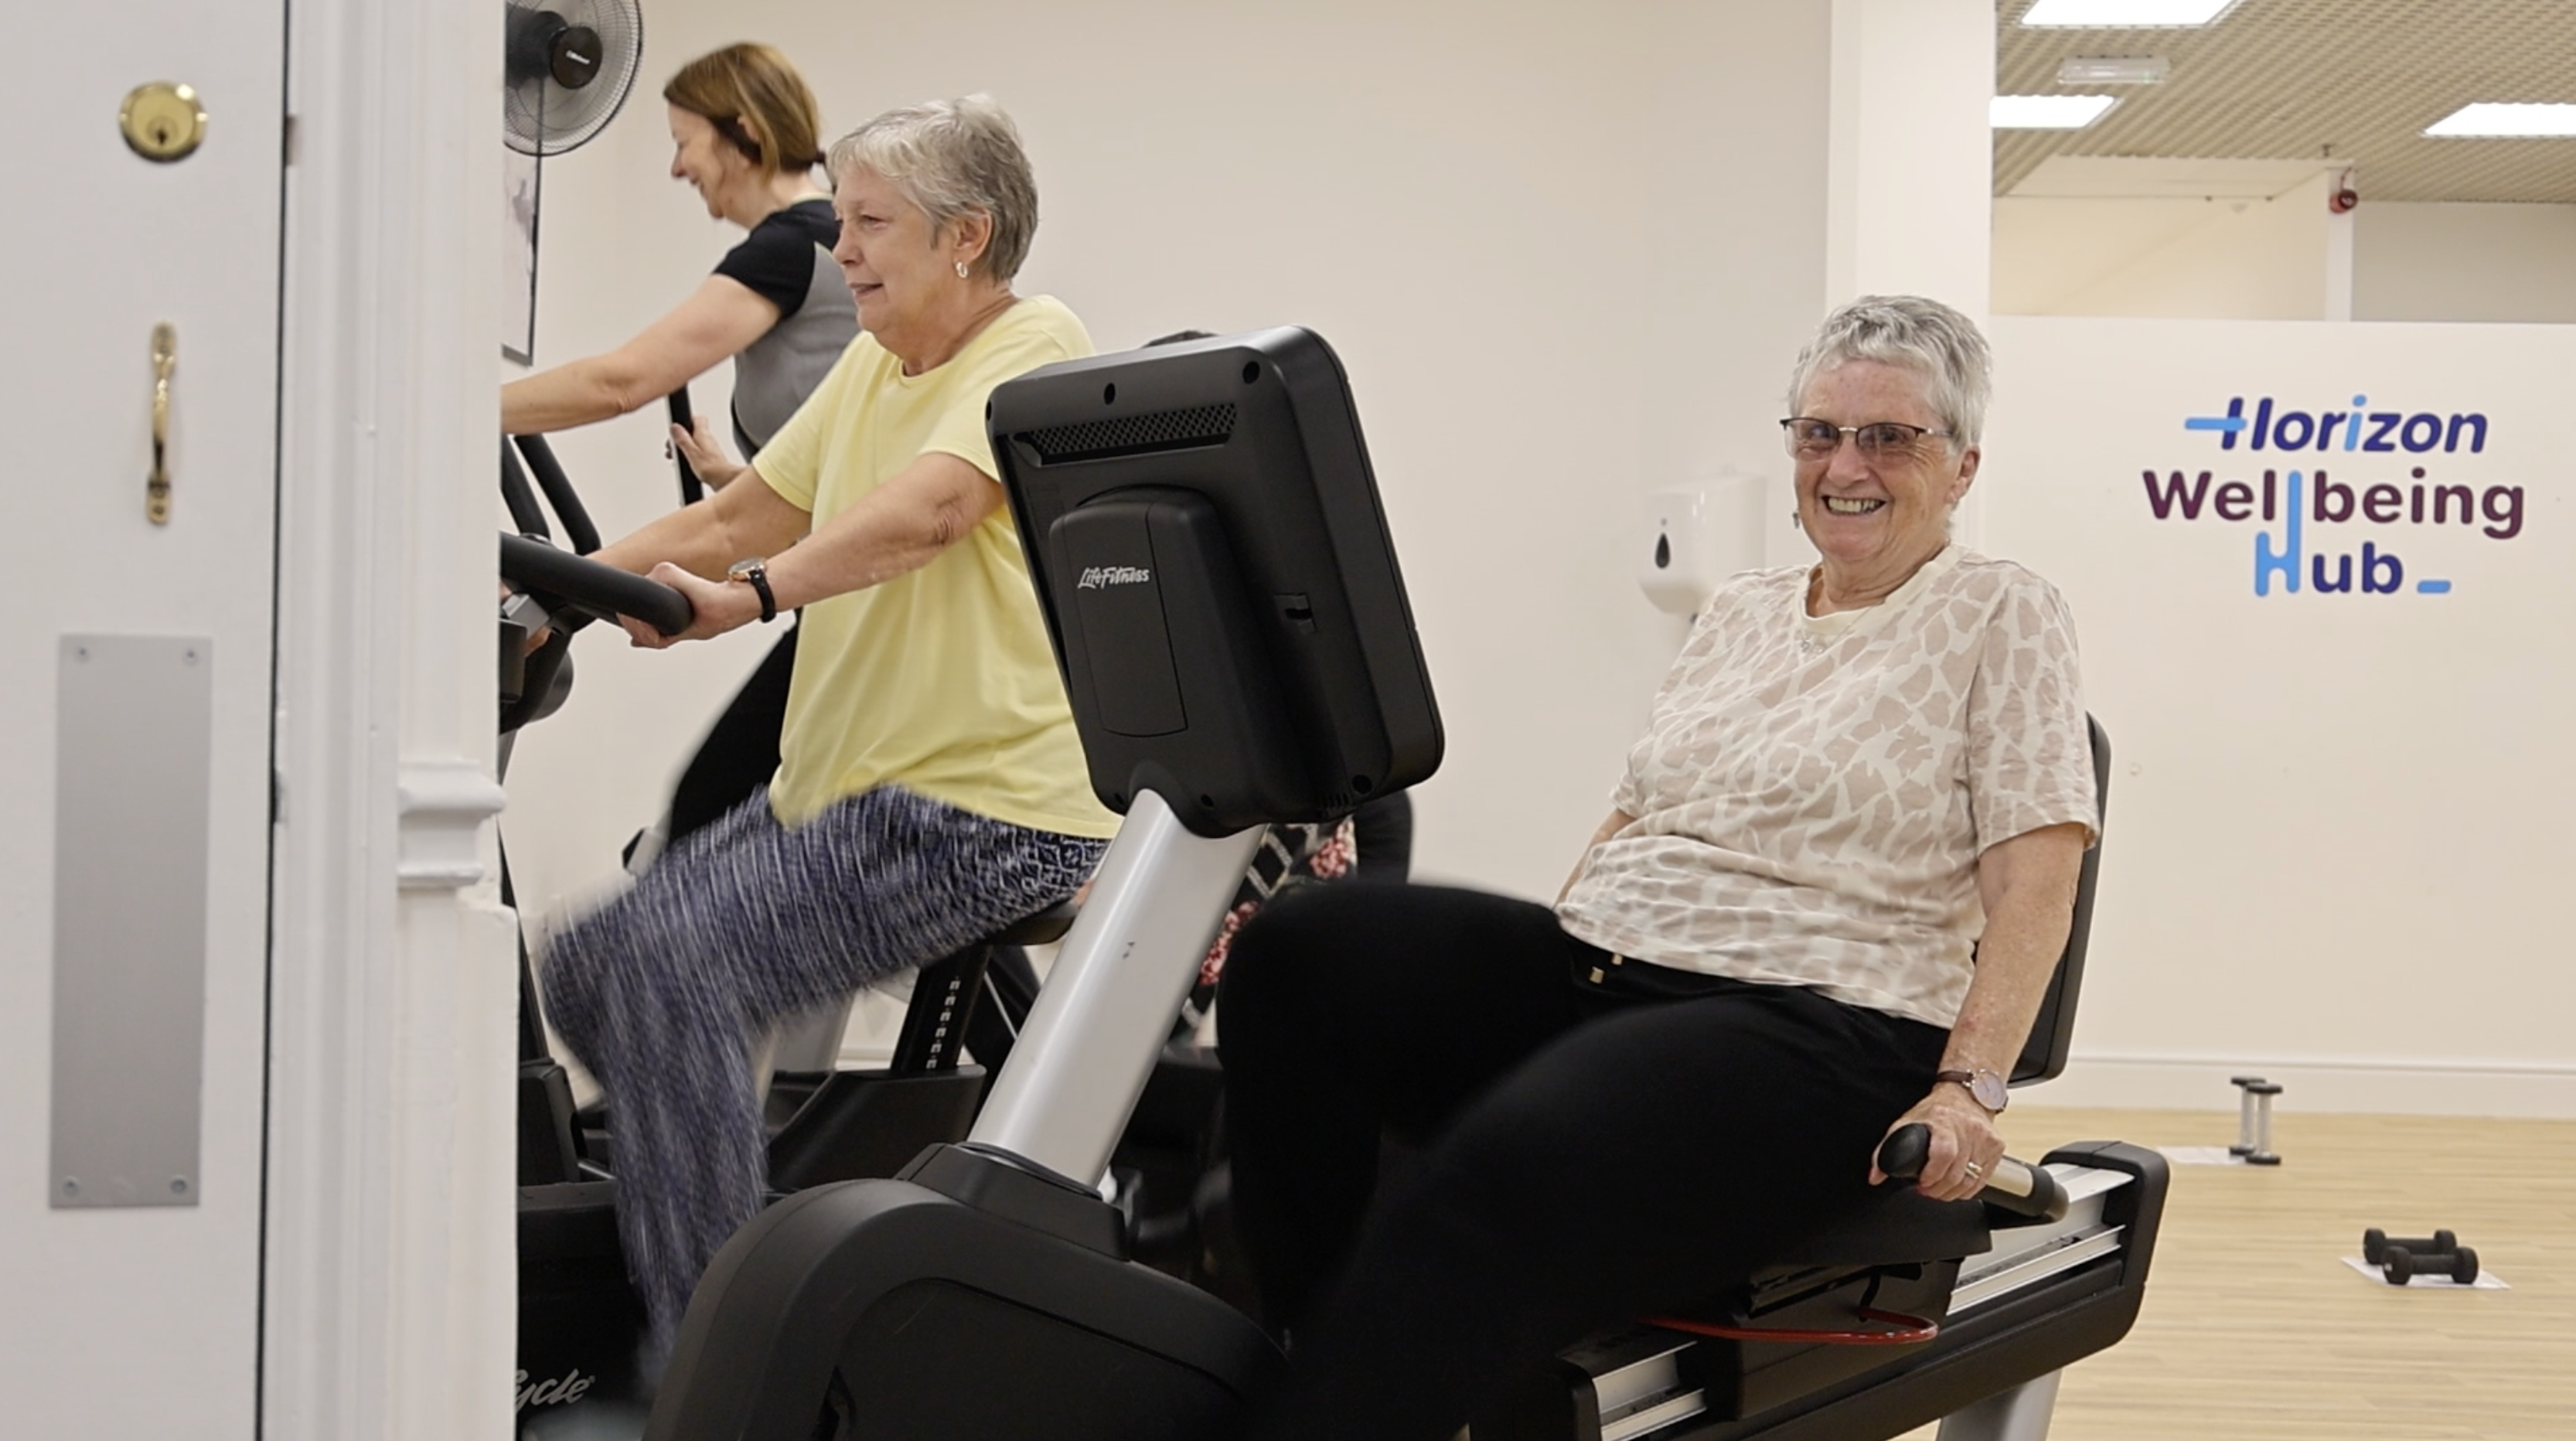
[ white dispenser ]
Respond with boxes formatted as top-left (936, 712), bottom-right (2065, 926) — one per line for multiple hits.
top-left (1641, 473), bottom-right (1766, 614)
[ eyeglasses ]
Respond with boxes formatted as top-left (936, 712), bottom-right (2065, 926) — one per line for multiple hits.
top-left (1779, 417), bottom-right (1953, 461)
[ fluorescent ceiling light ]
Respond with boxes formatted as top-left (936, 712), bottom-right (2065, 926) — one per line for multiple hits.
top-left (2056, 55), bottom-right (2171, 85)
top-left (2021, 0), bottom-right (2234, 26)
top-left (2424, 103), bottom-right (2576, 138)
top-left (1992, 94), bottom-right (2120, 129)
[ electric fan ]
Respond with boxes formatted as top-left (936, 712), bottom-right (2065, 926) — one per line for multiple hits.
top-left (503, 0), bottom-right (644, 157)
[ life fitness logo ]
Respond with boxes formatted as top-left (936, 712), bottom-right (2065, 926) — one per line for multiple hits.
top-left (1077, 565), bottom-right (1152, 590)
top-left (2146, 394), bottom-right (2526, 596)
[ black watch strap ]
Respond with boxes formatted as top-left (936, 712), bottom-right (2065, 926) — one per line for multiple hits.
top-left (729, 558), bottom-right (778, 624)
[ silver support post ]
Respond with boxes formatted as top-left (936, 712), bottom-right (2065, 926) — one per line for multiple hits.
top-left (969, 790), bottom-right (1263, 1184)
top-left (1936, 1369), bottom-right (2062, 1441)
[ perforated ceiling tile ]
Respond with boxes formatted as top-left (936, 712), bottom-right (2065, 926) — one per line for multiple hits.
top-left (1995, 0), bottom-right (2576, 203)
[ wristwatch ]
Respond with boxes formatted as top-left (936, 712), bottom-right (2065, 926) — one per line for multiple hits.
top-left (1936, 1068), bottom-right (2009, 1114)
top-left (727, 557), bottom-right (778, 624)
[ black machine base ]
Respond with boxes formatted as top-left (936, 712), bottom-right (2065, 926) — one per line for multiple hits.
top-left (518, 1180), bottom-right (647, 1429)
top-left (646, 1143), bottom-right (1280, 1441)
top-left (1471, 1141), bottom-right (2169, 1441)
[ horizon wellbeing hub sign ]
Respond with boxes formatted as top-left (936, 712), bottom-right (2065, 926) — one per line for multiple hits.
top-left (2143, 392), bottom-right (2526, 598)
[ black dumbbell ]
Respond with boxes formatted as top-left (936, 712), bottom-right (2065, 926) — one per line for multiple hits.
top-left (2381, 1245), bottom-right (2479, 1286)
top-left (2363, 1228), bottom-right (2457, 1266)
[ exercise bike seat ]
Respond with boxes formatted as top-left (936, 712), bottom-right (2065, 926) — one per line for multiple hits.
top-left (1777, 1186), bottom-right (1994, 1272)
top-left (986, 898), bottom-right (1080, 948)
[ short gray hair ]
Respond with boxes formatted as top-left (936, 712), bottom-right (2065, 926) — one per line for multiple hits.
top-left (1785, 295), bottom-right (1992, 449)
top-left (827, 95), bottom-right (1038, 283)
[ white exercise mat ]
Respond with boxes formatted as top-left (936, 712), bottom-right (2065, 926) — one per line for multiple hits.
top-left (2341, 1255), bottom-right (2510, 1290)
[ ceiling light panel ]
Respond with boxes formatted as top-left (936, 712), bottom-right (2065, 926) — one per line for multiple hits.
top-left (2424, 102), bottom-right (2576, 137)
top-left (2021, 0), bottom-right (2237, 26)
top-left (2056, 55), bottom-right (2172, 84)
top-left (1992, 94), bottom-right (2121, 129)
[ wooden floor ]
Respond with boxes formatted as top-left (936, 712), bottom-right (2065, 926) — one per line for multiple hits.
top-left (1894, 1108), bottom-right (2576, 1441)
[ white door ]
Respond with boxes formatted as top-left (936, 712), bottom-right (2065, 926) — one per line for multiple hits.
top-left (0, 2), bottom-right (285, 1434)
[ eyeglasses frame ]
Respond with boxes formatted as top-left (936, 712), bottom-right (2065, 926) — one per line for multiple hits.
top-left (1778, 417), bottom-right (1957, 462)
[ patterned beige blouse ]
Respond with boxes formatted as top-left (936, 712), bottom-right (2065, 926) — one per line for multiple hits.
top-left (1555, 547), bottom-right (2097, 1030)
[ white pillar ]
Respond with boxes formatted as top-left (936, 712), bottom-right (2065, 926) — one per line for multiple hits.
top-left (1826, 0), bottom-right (1995, 312)
top-left (1767, 0), bottom-right (1996, 563)
top-left (264, 1), bottom-right (517, 1438)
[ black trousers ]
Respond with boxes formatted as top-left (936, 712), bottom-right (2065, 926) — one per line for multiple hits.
top-left (1215, 884), bottom-right (1948, 1441)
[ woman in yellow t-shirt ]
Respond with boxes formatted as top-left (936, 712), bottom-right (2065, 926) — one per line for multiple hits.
top-left (539, 95), bottom-right (1115, 1371)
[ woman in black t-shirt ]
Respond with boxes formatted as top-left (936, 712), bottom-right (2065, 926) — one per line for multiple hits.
top-left (502, 41), bottom-right (855, 457)
top-left (503, 43), bottom-right (858, 845)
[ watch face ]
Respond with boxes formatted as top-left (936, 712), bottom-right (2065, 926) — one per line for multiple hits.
top-left (727, 558), bottom-right (763, 581)
top-left (1943, 1068), bottom-right (2009, 1112)
top-left (1972, 1071), bottom-right (2009, 1112)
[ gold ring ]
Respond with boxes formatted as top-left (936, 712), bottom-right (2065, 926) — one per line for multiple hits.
top-left (1964, 1160), bottom-right (1985, 1179)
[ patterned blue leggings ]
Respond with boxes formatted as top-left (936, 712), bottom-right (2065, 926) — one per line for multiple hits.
top-left (540, 785), bottom-right (1107, 1364)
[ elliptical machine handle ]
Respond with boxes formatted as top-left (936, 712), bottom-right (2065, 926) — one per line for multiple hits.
top-left (668, 387), bottom-right (706, 506)
top-left (513, 435), bottom-right (605, 555)
top-left (499, 532), bottom-right (694, 636)
top-left (1876, 1122), bottom-right (2069, 1222)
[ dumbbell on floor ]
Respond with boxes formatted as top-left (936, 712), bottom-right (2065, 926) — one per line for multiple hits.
top-left (2381, 1245), bottom-right (2479, 1286)
top-left (2233, 1078), bottom-right (2282, 1165)
top-left (2230, 1075), bottom-right (2264, 1156)
top-left (2363, 1228), bottom-right (2457, 1266)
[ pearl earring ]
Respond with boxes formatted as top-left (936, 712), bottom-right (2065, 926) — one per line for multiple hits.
top-left (955, 261), bottom-right (969, 279)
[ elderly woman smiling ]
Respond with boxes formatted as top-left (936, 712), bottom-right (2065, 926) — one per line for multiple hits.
top-left (1211, 295), bottom-right (2100, 1441)
top-left (537, 95), bottom-right (1115, 1371)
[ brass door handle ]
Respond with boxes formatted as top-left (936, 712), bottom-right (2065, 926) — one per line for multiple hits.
top-left (148, 323), bottom-right (175, 524)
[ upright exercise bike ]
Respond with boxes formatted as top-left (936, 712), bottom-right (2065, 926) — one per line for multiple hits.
top-left (496, 436), bottom-right (1082, 1436)
top-left (639, 326), bottom-right (1444, 1439)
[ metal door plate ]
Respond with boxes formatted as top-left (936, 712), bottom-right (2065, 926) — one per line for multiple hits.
top-left (50, 635), bottom-right (213, 1208)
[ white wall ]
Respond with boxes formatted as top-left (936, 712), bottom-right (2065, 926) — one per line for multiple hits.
top-left (501, 0), bottom-right (1844, 925)
top-left (1983, 318), bottom-right (2576, 1116)
top-left (1998, 190), bottom-right (2576, 329)
top-left (2355, 202), bottom-right (2576, 324)
top-left (1995, 172), bottom-right (2342, 320)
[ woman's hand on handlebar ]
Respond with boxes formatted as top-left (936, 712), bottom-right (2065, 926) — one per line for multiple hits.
top-left (671, 414), bottom-right (747, 492)
top-left (1868, 1084), bottom-right (2005, 1202)
top-left (618, 561), bottom-right (757, 649)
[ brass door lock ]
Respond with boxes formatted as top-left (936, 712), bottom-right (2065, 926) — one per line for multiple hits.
top-left (121, 82), bottom-right (206, 162)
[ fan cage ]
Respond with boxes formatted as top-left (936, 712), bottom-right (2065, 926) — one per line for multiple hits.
top-left (503, 0), bottom-right (645, 158)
